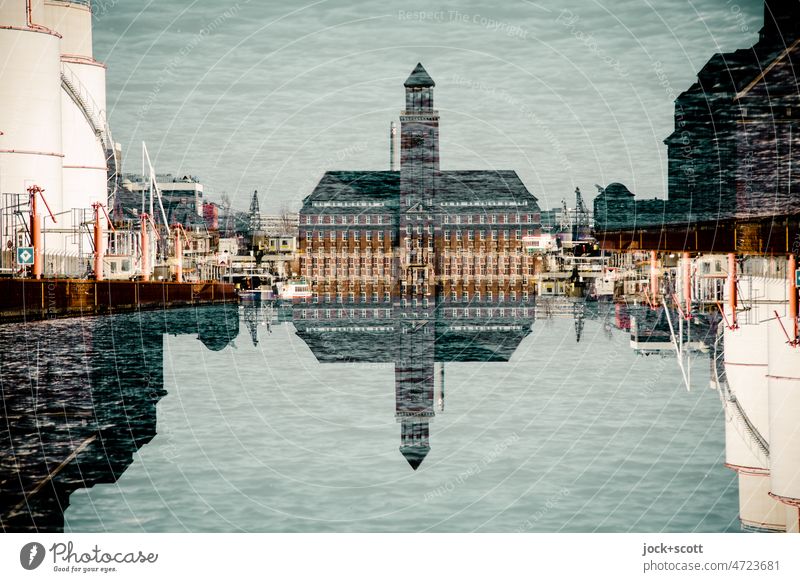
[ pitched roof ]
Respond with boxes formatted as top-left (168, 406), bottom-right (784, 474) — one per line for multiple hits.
top-left (404, 63), bottom-right (435, 87)
top-left (301, 170), bottom-right (538, 212)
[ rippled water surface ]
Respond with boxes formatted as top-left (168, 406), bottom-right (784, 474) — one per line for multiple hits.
top-left (21, 306), bottom-right (738, 533)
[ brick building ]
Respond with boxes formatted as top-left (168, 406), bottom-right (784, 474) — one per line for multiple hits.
top-left (299, 63), bottom-right (542, 306)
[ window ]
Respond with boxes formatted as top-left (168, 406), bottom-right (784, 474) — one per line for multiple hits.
top-left (462, 291), bottom-right (469, 302)
top-left (305, 230), bottom-right (312, 241)
top-left (491, 214), bottom-right (497, 224)
top-left (354, 231), bottom-right (360, 241)
top-left (378, 231), bottom-right (384, 242)
top-left (330, 230), bottom-right (335, 241)
top-left (480, 230), bottom-right (485, 240)
top-left (365, 215), bottom-right (371, 224)
top-left (467, 215), bottom-right (473, 224)
top-left (384, 291), bottom-right (391, 302)
top-left (491, 230), bottom-right (498, 241)
top-left (366, 231), bottom-right (372, 241)
top-left (456, 230), bottom-right (462, 241)
top-left (468, 230), bottom-right (474, 241)
top-left (305, 216), bottom-right (311, 225)
top-left (515, 230), bottom-right (522, 239)
top-left (343, 231), bottom-right (348, 241)
top-left (377, 215), bottom-right (383, 225)
top-left (444, 230), bottom-right (450, 241)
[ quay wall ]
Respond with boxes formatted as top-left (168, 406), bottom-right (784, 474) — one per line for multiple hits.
top-left (0, 279), bottom-right (236, 323)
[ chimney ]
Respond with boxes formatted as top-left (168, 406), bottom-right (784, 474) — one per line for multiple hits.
top-left (389, 121), bottom-right (397, 171)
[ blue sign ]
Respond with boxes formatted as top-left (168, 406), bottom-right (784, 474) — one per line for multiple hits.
top-left (16, 247), bottom-right (34, 265)
top-left (796, 268), bottom-right (800, 288)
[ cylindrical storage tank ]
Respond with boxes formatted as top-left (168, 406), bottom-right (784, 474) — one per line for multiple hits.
top-left (737, 472), bottom-right (786, 531)
top-left (723, 322), bottom-right (770, 472)
top-left (60, 59), bottom-right (108, 223)
top-left (767, 286), bottom-right (800, 516)
top-left (0, 3), bottom-right (63, 254)
top-left (41, 0), bottom-right (93, 58)
top-left (44, 1), bottom-right (109, 261)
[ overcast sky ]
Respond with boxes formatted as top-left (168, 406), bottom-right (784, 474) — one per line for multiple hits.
top-left (92, 0), bottom-right (763, 212)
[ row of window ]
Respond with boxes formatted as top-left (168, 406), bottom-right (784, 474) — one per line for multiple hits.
top-left (302, 229), bottom-right (537, 242)
top-left (442, 213), bottom-right (536, 224)
top-left (305, 230), bottom-right (389, 242)
top-left (296, 306), bottom-right (532, 320)
top-left (304, 214), bottom-right (389, 225)
top-left (443, 229), bottom-right (533, 241)
top-left (302, 212), bottom-right (539, 225)
top-left (312, 201), bottom-right (386, 208)
top-left (439, 201), bottom-right (530, 207)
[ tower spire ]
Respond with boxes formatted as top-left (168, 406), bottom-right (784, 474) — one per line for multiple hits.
top-left (400, 63), bottom-right (439, 208)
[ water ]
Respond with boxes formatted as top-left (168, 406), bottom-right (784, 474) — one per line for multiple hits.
top-left (0, 304), bottom-right (736, 532)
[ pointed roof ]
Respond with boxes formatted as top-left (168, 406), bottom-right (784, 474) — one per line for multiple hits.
top-left (400, 445), bottom-right (430, 470)
top-left (404, 63), bottom-right (435, 88)
top-left (249, 190), bottom-right (261, 214)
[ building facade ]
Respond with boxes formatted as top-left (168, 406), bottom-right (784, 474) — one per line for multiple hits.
top-left (298, 63), bottom-right (542, 306)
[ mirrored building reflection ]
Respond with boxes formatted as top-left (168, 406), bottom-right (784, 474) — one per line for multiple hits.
top-left (293, 301), bottom-right (534, 469)
top-left (0, 306), bottom-right (239, 532)
top-left (291, 63), bottom-right (543, 469)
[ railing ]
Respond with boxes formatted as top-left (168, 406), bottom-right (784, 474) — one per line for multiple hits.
top-left (59, 63), bottom-right (119, 208)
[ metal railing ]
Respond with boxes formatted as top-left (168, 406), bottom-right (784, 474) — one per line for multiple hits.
top-left (59, 63), bottom-right (119, 209)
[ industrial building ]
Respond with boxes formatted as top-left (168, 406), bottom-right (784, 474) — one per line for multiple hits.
top-left (0, 0), bottom-right (117, 276)
top-left (594, 0), bottom-right (800, 230)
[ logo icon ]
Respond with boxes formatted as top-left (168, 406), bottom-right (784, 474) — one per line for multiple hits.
top-left (20, 542), bottom-right (46, 570)
top-left (16, 246), bottom-right (34, 265)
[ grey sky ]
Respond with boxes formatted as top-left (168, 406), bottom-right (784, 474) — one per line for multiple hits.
top-left (92, 0), bottom-right (763, 212)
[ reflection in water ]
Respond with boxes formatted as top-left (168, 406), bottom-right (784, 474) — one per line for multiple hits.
top-left (293, 301), bottom-right (534, 469)
top-left (0, 306), bottom-right (238, 532)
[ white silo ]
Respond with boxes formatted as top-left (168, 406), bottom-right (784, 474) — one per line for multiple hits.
top-left (766, 261), bottom-right (800, 533)
top-left (722, 266), bottom-right (785, 530)
top-left (0, 0), bottom-right (63, 257)
top-left (43, 0), bottom-right (110, 258)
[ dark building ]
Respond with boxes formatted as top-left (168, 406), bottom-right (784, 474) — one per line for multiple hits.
top-left (299, 63), bottom-right (542, 306)
top-left (595, 0), bottom-right (800, 231)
